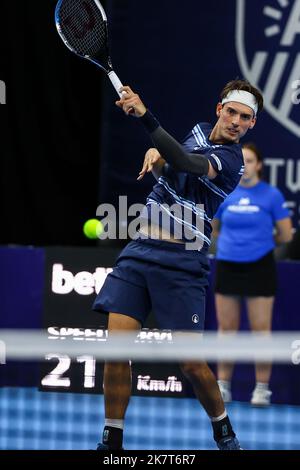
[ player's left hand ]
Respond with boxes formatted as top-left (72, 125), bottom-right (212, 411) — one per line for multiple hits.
top-left (137, 148), bottom-right (162, 180)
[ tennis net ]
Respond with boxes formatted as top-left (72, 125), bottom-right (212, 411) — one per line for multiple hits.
top-left (0, 329), bottom-right (300, 450)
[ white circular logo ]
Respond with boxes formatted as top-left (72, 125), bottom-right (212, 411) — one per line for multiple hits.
top-left (192, 314), bottom-right (199, 324)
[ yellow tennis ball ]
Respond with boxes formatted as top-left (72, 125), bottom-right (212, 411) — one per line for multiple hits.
top-left (83, 219), bottom-right (103, 239)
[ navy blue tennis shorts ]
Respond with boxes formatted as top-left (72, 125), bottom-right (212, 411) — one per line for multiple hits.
top-left (92, 238), bottom-right (210, 331)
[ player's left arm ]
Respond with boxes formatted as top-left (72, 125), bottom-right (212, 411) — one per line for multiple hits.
top-left (137, 148), bottom-right (166, 181)
top-left (207, 162), bottom-right (218, 179)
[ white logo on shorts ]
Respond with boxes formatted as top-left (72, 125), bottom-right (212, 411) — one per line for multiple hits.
top-left (192, 314), bottom-right (199, 324)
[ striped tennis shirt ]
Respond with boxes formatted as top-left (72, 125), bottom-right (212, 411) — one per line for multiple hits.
top-left (141, 122), bottom-right (244, 253)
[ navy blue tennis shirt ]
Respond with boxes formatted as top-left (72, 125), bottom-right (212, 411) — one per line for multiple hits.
top-left (140, 122), bottom-right (244, 252)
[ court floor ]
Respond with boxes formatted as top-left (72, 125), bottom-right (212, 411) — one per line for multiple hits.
top-left (0, 387), bottom-right (299, 450)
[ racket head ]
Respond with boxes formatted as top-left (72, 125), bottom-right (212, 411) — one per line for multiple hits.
top-left (55, 0), bottom-right (112, 72)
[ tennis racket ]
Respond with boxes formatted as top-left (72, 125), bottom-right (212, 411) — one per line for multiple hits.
top-left (55, 0), bottom-right (124, 98)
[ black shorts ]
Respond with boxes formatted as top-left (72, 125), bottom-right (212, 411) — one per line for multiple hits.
top-left (214, 251), bottom-right (277, 297)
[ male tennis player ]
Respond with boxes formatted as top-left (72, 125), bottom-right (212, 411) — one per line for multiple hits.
top-left (94, 79), bottom-right (263, 450)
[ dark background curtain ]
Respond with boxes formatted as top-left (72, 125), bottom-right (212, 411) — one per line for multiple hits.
top-left (0, 0), bottom-right (251, 247)
top-left (0, 0), bottom-right (104, 245)
top-left (1, 0), bottom-right (299, 247)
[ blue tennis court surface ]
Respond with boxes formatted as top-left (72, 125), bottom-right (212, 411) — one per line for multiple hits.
top-left (1, 387), bottom-right (300, 450)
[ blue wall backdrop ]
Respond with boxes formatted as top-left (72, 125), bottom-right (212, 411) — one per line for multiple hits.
top-left (100, 0), bottom-right (300, 227)
top-left (1, 247), bottom-right (299, 405)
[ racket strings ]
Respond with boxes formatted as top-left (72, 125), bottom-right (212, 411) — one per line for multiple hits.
top-left (58, 0), bottom-right (107, 57)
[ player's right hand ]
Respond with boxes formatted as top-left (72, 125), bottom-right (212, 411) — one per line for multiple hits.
top-left (116, 86), bottom-right (147, 117)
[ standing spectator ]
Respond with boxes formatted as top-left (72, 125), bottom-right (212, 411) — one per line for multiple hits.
top-left (212, 142), bottom-right (292, 405)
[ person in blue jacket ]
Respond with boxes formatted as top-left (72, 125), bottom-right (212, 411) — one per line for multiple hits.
top-left (212, 142), bottom-right (292, 406)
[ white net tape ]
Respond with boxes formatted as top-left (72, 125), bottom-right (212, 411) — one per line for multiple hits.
top-left (1, 329), bottom-right (300, 363)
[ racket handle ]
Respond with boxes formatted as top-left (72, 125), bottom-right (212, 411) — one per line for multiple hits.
top-left (108, 71), bottom-right (124, 98)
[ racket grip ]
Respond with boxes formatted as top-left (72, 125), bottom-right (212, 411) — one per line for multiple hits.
top-left (108, 71), bottom-right (124, 98)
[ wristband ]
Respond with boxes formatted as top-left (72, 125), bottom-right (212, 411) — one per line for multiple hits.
top-left (139, 110), bottom-right (160, 133)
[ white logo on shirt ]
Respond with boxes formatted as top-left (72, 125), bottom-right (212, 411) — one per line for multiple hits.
top-left (227, 196), bottom-right (260, 213)
top-left (239, 197), bottom-right (250, 205)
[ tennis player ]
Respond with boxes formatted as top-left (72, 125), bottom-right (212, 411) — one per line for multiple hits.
top-left (93, 79), bottom-right (263, 450)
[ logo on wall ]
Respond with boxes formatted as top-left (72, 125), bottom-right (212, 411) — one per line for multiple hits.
top-left (236, 0), bottom-right (300, 137)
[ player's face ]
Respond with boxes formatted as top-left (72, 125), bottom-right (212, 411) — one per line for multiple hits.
top-left (216, 102), bottom-right (256, 143)
top-left (241, 147), bottom-right (262, 181)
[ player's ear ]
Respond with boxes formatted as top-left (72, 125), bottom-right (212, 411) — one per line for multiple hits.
top-left (216, 103), bottom-right (222, 117)
top-left (249, 116), bottom-right (257, 129)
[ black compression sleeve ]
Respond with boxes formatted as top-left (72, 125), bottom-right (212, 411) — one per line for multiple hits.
top-left (140, 111), bottom-right (209, 176)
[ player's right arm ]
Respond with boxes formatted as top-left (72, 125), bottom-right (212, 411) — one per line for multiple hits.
top-left (116, 86), bottom-right (216, 179)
